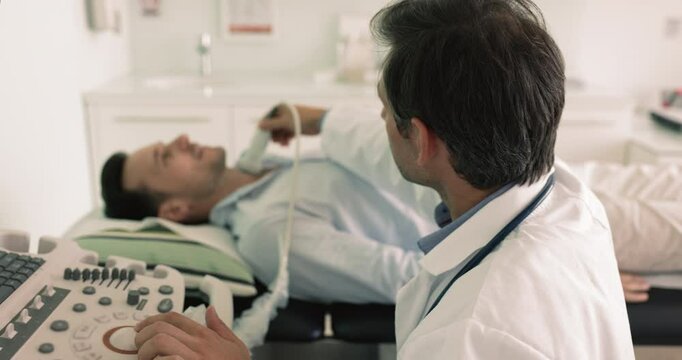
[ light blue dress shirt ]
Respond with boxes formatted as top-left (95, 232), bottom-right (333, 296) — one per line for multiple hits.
top-left (209, 157), bottom-right (437, 304)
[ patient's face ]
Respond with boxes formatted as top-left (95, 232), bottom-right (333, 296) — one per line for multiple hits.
top-left (123, 135), bottom-right (226, 200)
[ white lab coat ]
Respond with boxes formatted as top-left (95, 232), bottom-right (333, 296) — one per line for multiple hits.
top-left (320, 107), bottom-right (635, 359)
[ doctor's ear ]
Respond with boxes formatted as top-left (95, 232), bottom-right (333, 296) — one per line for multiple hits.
top-left (410, 117), bottom-right (439, 166)
top-left (158, 199), bottom-right (191, 222)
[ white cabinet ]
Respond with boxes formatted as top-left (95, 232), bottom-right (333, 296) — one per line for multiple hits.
top-left (554, 92), bottom-right (635, 163)
top-left (626, 121), bottom-right (682, 165)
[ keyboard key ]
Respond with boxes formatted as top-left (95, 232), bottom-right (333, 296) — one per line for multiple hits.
top-left (17, 268), bottom-right (33, 276)
top-left (17, 255), bottom-right (30, 262)
top-left (7, 260), bottom-right (26, 273)
top-left (30, 257), bottom-right (45, 265)
top-left (0, 271), bottom-right (12, 279)
top-left (11, 273), bottom-right (27, 283)
top-left (5, 279), bottom-right (21, 290)
top-left (0, 285), bottom-right (14, 303)
top-left (0, 254), bottom-right (16, 267)
top-left (0, 277), bottom-right (6, 285)
top-left (25, 262), bottom-right (40, 271)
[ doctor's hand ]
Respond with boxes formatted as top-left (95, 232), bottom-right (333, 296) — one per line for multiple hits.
top-left (258, 103), bottom-right (328, 146)
top-left (134, 306), bottom-right (250, 360)
top-left (620, 271), bottom-right (650, 303)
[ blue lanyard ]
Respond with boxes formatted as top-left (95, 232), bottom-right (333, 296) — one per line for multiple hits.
top-left (425, 175), bottom-right (555, 316)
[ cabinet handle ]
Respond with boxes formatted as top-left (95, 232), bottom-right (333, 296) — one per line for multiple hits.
top-left (115, 116), bottom-right (210, 123)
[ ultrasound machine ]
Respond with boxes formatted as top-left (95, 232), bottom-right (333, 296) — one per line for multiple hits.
top-left (0, 230), bottom-right (230, 360)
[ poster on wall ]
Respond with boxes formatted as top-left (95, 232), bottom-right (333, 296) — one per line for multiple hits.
top-left (220, 0), bottom-right (277, 41)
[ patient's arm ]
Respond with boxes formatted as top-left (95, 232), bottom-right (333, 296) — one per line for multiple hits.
top-left (320, 106), bottom-right (441, 220)
top-left (257, 103), bottom-right (328, 145)
top-left (620, 271), bottom-right (650, 303)
top-left (236, 212), bottom-right (422, 304)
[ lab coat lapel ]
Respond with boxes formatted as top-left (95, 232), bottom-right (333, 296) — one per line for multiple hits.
top-left (418, 172), bottom-right (552, 276)
top-left (395, 271), bottom-right (433, 347)
top-left (395, 172), bottom-right (553, 349)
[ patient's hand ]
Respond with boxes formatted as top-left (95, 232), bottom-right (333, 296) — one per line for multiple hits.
top-left (258, 103), bottom-right (328, 146)
top-left (135, 306), bottom-right (250, 360)
top-left (620, 271), bottom-right (650, 303)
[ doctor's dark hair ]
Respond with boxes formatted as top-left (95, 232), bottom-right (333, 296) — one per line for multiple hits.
top-left (100, 152), bottom-right (159, 220)
top-left (371, 0), bottom-right (565, 188)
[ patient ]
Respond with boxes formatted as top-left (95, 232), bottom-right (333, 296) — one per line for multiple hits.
top-left (100, 133), bottom-right (438, 304)
top-left (575, 161), bottom-right (682, 303)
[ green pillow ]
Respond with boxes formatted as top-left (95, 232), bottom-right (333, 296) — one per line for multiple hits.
top-left (76, 227), bottom-right (253, 286)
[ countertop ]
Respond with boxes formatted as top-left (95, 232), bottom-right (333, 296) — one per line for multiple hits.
top-left (84, 74), bottom-right (379, 106)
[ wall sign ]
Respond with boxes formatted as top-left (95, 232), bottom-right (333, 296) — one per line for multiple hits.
top-left (220, 0), bottom-right (277, 41)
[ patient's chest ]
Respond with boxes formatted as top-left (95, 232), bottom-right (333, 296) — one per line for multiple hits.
top-left (224, 161), bottom-right (435, 251)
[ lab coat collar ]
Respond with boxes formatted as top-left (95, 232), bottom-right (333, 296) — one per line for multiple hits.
top-left (419, 170), bottom-right (554, 276)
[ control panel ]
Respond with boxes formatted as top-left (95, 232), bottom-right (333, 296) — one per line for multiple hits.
top-left (0, 231), bottom-right (186, 359)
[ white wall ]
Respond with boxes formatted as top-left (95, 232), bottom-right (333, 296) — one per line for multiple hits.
top-left (129, 0), bottom-right (386, 77)
top-left (573, 0), bottom-right (682, 99)
top-left (0, 1), bottom-right (131, 239)
top-left (130, 0), bottom-right (682, 99)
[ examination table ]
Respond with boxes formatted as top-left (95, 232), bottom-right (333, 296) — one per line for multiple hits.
top-left (186, 282), bottom-right (682, 347)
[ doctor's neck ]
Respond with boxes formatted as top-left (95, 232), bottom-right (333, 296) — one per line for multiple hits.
top-left (436, 175), bottom-right (501, 220)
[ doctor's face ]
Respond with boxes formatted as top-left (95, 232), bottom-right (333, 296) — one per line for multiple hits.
top-left (122, 134), bottom-right (226, 200)
top-left (378, 81), bottom-right (420, 184)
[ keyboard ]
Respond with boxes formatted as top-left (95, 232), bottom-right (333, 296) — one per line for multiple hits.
top-left (0, 231), bottom-right (186, 359)
top-left (0, 251), bottom-right (45, 303)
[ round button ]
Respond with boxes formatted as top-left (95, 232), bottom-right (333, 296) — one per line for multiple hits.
top-left (50, 320), bottom-right (69, 332)
top-left (138, 287), bottom-right (149, 295)
top-left (38, 342), bottom-right (54, 354)
top-left (72, 303), bottom-right (87, 312)
top-left (99, 296), bottom-right (112, 306)
top-left (103, 326), bottom-right (138, 355)
top-left (157, 298), bottom-right (173, 313)
top-left (158, 285), bottom-right (173, 295)
top-left (109, 326), bottom-right (137, 351)
top-left (82, 286), bottom-right (96, 295)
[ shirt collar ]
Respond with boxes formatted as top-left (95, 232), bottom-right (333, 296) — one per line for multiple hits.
top-left (418, 182), bottom-right (515, 254)
top-left (208, 157), bottom-right (290, 226)
top-left (419, 170), bottom-right (554, 276)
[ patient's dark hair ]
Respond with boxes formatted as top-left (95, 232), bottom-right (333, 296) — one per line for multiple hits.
top-left (101, 152), bottom-right (158, 220)
top-left (372, 0), bottom-right (565, 189)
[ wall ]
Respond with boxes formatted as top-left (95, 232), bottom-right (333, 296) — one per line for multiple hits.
top-left (130, 0), bottom-right (682, 98)
top-left (0, 1), bottom-right (131, 240)
top-left (129, 0), bottom-right (386, 77)
top-left (573, 0), bottom-right (682, 99)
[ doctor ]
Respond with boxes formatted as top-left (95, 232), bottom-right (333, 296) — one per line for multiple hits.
top-left (134, 0), bottom-right (635, 358)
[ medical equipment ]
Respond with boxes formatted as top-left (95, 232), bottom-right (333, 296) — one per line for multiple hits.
top-left (231, 103), bottom-right (303, 348)
top-left (650, 107), bottom-right (682, 132)
top-left (236, 106), bottom-right (280, 175)
top-left (0, 231), bottom-right (233, 359)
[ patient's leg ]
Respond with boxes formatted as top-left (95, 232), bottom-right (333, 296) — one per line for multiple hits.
top-left (576, 162), bottom-right (682, 201)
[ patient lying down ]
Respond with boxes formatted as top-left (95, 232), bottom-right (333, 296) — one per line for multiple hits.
top-left (102, 135), bottom-right (682, 306)
top-left (100, 134), bottom-right (437, 304)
